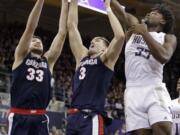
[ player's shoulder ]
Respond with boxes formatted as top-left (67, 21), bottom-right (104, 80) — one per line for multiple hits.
top-left (171, 98), bottom-right (180, 111)
top-left (165, 33), bottom-right (177, 40)
top-left (164, 34), bottom-right (177, 50)
top-left (172, 98), bottom-right (179, 104)
top-left (172, 98), bottom-right (178, 101)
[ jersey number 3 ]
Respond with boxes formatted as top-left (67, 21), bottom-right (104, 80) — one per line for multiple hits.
top-left (26, 68), bottom-right (44, 82)
top-left (79, 67), bottom-right (86, 80)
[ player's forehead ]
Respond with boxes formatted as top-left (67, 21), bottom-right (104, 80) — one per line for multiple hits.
top-left (149, 10), bottom-right (163, 16)
top-left (91, 37), bottom-right (104, 42)
top-left (92, 37), bottom-right (109, 46)
top-left (32, 37), bottom-right (42, 42)
top-left (150, 10), bottom-right (159, 13)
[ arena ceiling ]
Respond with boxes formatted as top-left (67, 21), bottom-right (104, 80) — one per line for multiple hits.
top-left (0, 0), bottom-right (179, 37)
top-left (31, 0), bottom-right (180, 35)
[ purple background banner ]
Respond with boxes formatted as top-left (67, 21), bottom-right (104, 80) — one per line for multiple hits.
top-left (78, 0), bottom-right (106, 14)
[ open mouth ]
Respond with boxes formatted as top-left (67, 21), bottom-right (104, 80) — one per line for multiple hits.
top-left (31, 48), bottom-right (43, 55)
top-left (34, 43), bottom-right (41, 48)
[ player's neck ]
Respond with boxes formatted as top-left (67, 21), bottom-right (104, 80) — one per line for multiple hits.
top-left (90, 54), bottom-right (99, 59)
top-left (90, 51), bottom-right (103, 59)
top-left (148, 26), bottom-right (162, 33)
top-left (31, 52), bottom-right (41, 58)
top-left (178, 98), bottom-right (180, 104)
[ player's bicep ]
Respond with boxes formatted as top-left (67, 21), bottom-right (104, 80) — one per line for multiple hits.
top-left (13, 47), bottom-right (29, 70)
top-left (111, 0), bottom-right (138, 28)
top-left (44, 34), bottom-right (66, 64)
top-left (107, 38), bottom-right (124, 61)
top-left (13, 30), bottom-right (33, 70)
top-left (68, 26), bottom-right (88, 63)
top-left (14, 29), bottom-right (33, 60)
top-left (126, 13), bottom-right (139, 28)
top-left (113, 10), bottom-right (139, 29)
top-left (127, 13), bottom-right (139, 26)
top-left (163, 34), bottom-right (177, 59)
top-left (101, 37), bottom-right (124, 69)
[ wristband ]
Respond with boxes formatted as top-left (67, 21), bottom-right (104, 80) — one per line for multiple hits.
top-left (106, 7), bottom-right (112, 12)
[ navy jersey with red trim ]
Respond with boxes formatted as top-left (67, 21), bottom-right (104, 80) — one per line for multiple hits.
top-left (10, 54), bottom-right (52, 109)
top-left (71, 56), bottom-right (113, 112)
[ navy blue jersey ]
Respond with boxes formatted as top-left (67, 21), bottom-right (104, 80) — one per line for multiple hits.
top-left (71, 56), bottom-right (113, 112)
top-left (10, 54), bottom-right (52, 109)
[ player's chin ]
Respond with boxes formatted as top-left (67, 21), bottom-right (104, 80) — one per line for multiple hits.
top-left (31, 48), bottom-right (43, 55)
top-left (88, 50), bottom-right (96, 56)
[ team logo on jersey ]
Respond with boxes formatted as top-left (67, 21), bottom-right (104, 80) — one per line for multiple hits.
top-left (132, 35), bottom-right (147, 46)
top-left (26, 59), bottom-right (47, 69)
top-left (79, 58), bottom-right (98, 67)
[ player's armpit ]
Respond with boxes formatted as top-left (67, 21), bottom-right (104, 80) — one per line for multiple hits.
top-left (101, 37), bottom-right (124, 71)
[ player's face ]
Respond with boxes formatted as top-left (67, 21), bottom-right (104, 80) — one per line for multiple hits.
top-left (88, 37), bottom-right (107, 56)
top-left (29, 38), bottom-right (43, 55)
top-left (143, 10), bottom-right (165, 27)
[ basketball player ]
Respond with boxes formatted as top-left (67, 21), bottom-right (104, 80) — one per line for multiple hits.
top-left (66, 0), bottom-right (125, 134)
top-left (171, 78), bottom-right (180, 135)
top-left (111, 0), bottom-right (177, 135)
top-left (8, 0), bottom-right (68, 135)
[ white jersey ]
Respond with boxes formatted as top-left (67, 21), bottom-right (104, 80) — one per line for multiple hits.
top-left (125, 32), bottom-right (166, 87)
top-left (171, 98), bottom-right (180, 135)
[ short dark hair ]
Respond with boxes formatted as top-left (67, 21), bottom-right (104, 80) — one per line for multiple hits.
top-left (152, 4), bottom-right (175, 33)
top-left (33, 35), bottom-right (42, 41)
top-left (96, 36), bottom-right (110, 47)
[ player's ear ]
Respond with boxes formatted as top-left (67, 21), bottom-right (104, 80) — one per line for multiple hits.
top-left (100, 49), bottom-right (105, 53)
top-left (102, 48), bottom-right (107, 53)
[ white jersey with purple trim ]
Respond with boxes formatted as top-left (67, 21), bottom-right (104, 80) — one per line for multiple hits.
top-left (171, 98), bottom-right (180, 135)
top-left (125, 32), bottom-right (166, 87)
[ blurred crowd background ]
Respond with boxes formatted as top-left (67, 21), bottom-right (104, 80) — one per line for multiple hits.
top-left (0, 0), bottom-right (180, 134)
top-left (0, 22), bottom-right (179, 135)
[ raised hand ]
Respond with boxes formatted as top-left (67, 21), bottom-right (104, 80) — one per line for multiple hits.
top-left (105, 0), bottom-right (111, 9)
top-left (128, 22), bottom-right (148, 35)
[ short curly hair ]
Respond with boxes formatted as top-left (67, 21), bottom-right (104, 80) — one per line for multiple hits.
top-left (152, 4), bottom-right (175, 33)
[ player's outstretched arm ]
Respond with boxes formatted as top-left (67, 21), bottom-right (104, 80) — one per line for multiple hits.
top-left (44, 0), bottom-right (68, 73)
top-left (67, 0), bottom-right (88, 67)
top-left (100, 0), bottom-right (125, 70)
top-left (111, 0), bottom-right (139, 28)
top-left (13, 0), bottom-right (44, 70)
